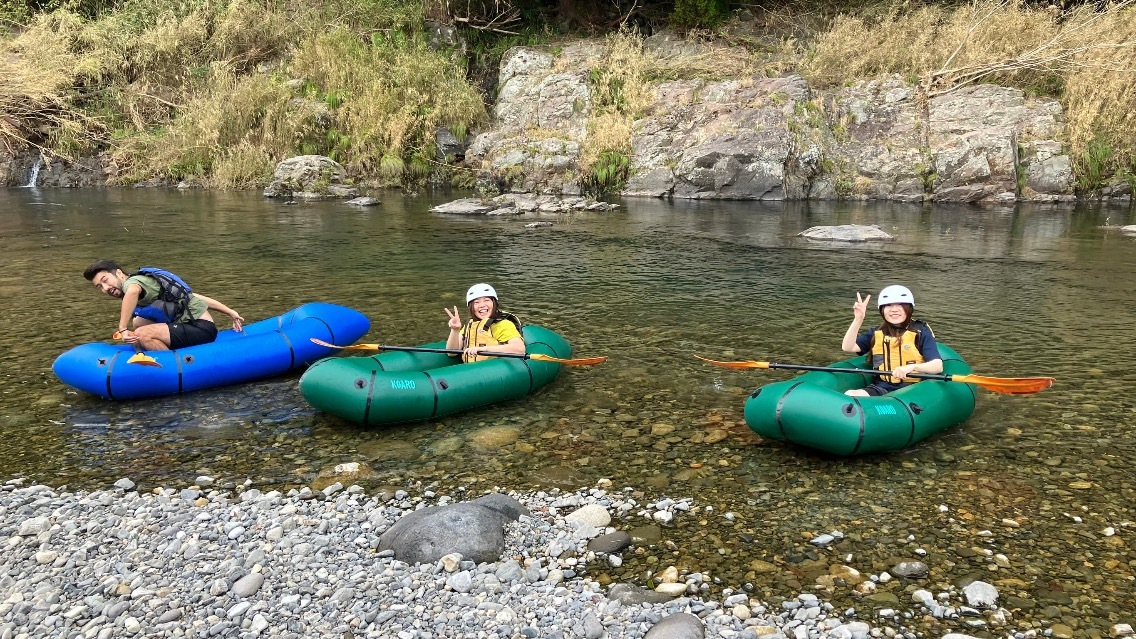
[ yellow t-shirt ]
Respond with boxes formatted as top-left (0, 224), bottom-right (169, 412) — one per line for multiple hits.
top-left (485, 319), bottom-right (521, 344)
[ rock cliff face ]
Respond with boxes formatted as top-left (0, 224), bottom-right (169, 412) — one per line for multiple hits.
top-left (469, 44), bottom-right (1081, 203)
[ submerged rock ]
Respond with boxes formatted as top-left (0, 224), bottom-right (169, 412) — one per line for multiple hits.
top-left (799, 224), bottom-right (895, 242)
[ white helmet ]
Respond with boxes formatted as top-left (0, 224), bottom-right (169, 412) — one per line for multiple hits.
top-left (877, 285), bottom-right (914, 308)
top-left (466, 283), bottom-right (498, 304)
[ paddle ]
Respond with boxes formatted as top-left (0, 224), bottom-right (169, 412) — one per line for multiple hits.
top-left (310, 338), bottom-right (608, 366)
top-left (693, 356), bottom-right (1054, 395)
top-left (113, 331), bottom-right (162, 368)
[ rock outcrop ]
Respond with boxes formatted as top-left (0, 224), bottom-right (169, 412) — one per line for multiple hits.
top-left (468, 39), bottom-right (1081, 203)
top-left (263, 155), bottom-right (359, 200)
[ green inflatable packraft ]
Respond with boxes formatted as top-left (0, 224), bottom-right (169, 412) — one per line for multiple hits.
top-left (743, 344), bottom-right (977, 455)
top-left (299, 325), bottom-right (571, 425)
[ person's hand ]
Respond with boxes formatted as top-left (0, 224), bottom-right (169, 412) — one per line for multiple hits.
top-left (852, 292), bottom-right (871, 321)
top-left (115, 329), bottom-right (139, 345)
top-left (892, 364), bottom-right (916, 380)
top-left (230, 311), bottom-right (245, 332)
top-left (445, 306), bottom-right (462, 331)
top-left (463, 346), bottom-right (480, 360)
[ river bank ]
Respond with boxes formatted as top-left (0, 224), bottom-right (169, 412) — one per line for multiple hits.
top-left (1, 477), bottom-right (876, 639)
top-left (3, 475), bottom-right (1075, 639)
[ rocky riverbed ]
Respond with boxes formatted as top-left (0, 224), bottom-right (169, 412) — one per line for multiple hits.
top-left (6, 476), bottom-right (1123, 639)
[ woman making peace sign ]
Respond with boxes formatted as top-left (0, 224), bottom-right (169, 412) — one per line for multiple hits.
top-left (840, 285), bottom-right (943, 397)
top-left (445, 283), bottom-right (526, 362)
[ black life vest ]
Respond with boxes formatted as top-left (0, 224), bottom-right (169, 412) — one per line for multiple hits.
top-left (130, 267), bottom-right (193, 324)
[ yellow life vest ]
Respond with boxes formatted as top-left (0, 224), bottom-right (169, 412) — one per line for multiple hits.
top-left (459, 313), bottom-right (523, 363)
top-left (869, 321), bottom-right (932, 384)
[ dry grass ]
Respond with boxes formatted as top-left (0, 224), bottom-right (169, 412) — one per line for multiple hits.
top-left (578, 31), bottom-right (652, 177)
top-left (0, 11), bottom-right (101, 154)
top-left (112, 70), bottom-right (304, 186)
top-left (4, 0), bottom-right (1136, 189)
top-left (804, 0), bottom-right (1136, 183)
top-left (1063, 5), bottom-right (1136, 179)
top-left (289, 29), bottom-right (486, 180)
top-left (803, 2), bottom-right (1064, 89)
top-left (581, 112), bottom-right (632, 167)
top-left (1, 0), bottom-right (476, 186)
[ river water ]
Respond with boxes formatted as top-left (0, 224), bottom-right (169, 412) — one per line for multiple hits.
top-left (2, 188), bottom-right (1135, 636)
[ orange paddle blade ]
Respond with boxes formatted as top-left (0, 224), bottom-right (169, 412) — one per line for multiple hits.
top-left (694, 355), bottom-right (771, 369)
top-left (529, 353), bottom-right (608, 366)
top-left (952, 374), bottom-right (1055, 395)
top-left (310, 338), bottom-right (380, 351)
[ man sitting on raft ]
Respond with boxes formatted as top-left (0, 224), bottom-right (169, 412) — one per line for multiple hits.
top-left (83, 259), bottom-right (245, 350)
top-left (444, 283), bottom-right (525, 362)
top-left (840, 284), bottom-right (943, 397)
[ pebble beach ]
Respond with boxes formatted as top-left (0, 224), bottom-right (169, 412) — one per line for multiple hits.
top-left (0, 476), bottom-right (880, 639)
top-left (5, 476), bottom-right (1113, 639)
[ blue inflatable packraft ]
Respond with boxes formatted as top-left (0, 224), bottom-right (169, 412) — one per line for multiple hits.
top-left (53, 302), bottom-right (370, 400)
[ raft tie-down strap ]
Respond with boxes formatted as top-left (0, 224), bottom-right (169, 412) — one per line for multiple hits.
top-left (273, 330), bottom-right (295, 369)
top-left (361, 371), bottom-right (377, 425)
top-left (774, 381), bottom-right (805, 439)
top-left (517, 358), bottom-right (535, 393)
top-left (104, 352), bottom-right (121, 400)
top-left (848, 397), bottom-right (867, 455)
top-left (312, 317), bottom-right (336, 347)
top-left (896, 397), bottom-right (918, 449)
top-left (174, 349), bottom-right (184, 394)
top-left (423, 371), bottom-right (440, 418)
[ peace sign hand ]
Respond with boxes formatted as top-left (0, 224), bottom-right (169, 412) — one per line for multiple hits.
top-left (445, 306), bottom-right (463, 331)
top-left (852, 292), bottom-right (871, 321)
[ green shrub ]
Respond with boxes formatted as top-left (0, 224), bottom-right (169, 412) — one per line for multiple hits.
top-left (1074, 136), bottom-right (1114, 195)
top-left (580, 149), bottom-right (629, 197)
top-left (670, 0), bottom-right (731, 32)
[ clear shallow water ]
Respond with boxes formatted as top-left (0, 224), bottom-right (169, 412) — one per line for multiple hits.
top-left (3, 188), bottom-right (1135, 633)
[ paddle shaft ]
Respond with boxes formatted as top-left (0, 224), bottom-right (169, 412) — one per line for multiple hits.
top-left (309, 338), bottom-right (606, 366)
top-left (766, 361), bottom-right (957, 382)
top-left (377, 344), bottom-right (532, 359)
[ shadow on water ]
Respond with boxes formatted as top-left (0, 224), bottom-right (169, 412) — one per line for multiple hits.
top-left (2, 188), bottom-right (1135, 632)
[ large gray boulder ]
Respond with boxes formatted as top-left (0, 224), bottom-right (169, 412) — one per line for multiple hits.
top-left (377, 493), bottom-right (530, 565)
top-left (626, 75), bottom-right (809, 200)
top-left (464, 46), bottom-right (592, 194)
top-left (263, 155), bottom-right (359, 199)
top-left (817, 77), bottom-right (928, 202)
top-left (928, 84), bottom-right (1070, 203)
top-left (643, 612), bottom-right (705, 639)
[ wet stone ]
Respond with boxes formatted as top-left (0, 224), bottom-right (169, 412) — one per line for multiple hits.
top-left (628, 525), bottom-right (663, 546)
top-left (588, 531), bottom-right (632, 553)
top-left (891, 561), bottom-right (929, 578)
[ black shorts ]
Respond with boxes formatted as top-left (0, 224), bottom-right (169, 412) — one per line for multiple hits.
top-left (863, 382), bottom-right (907, 396)
top-left (168, 318), bottom-right (218, 349)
